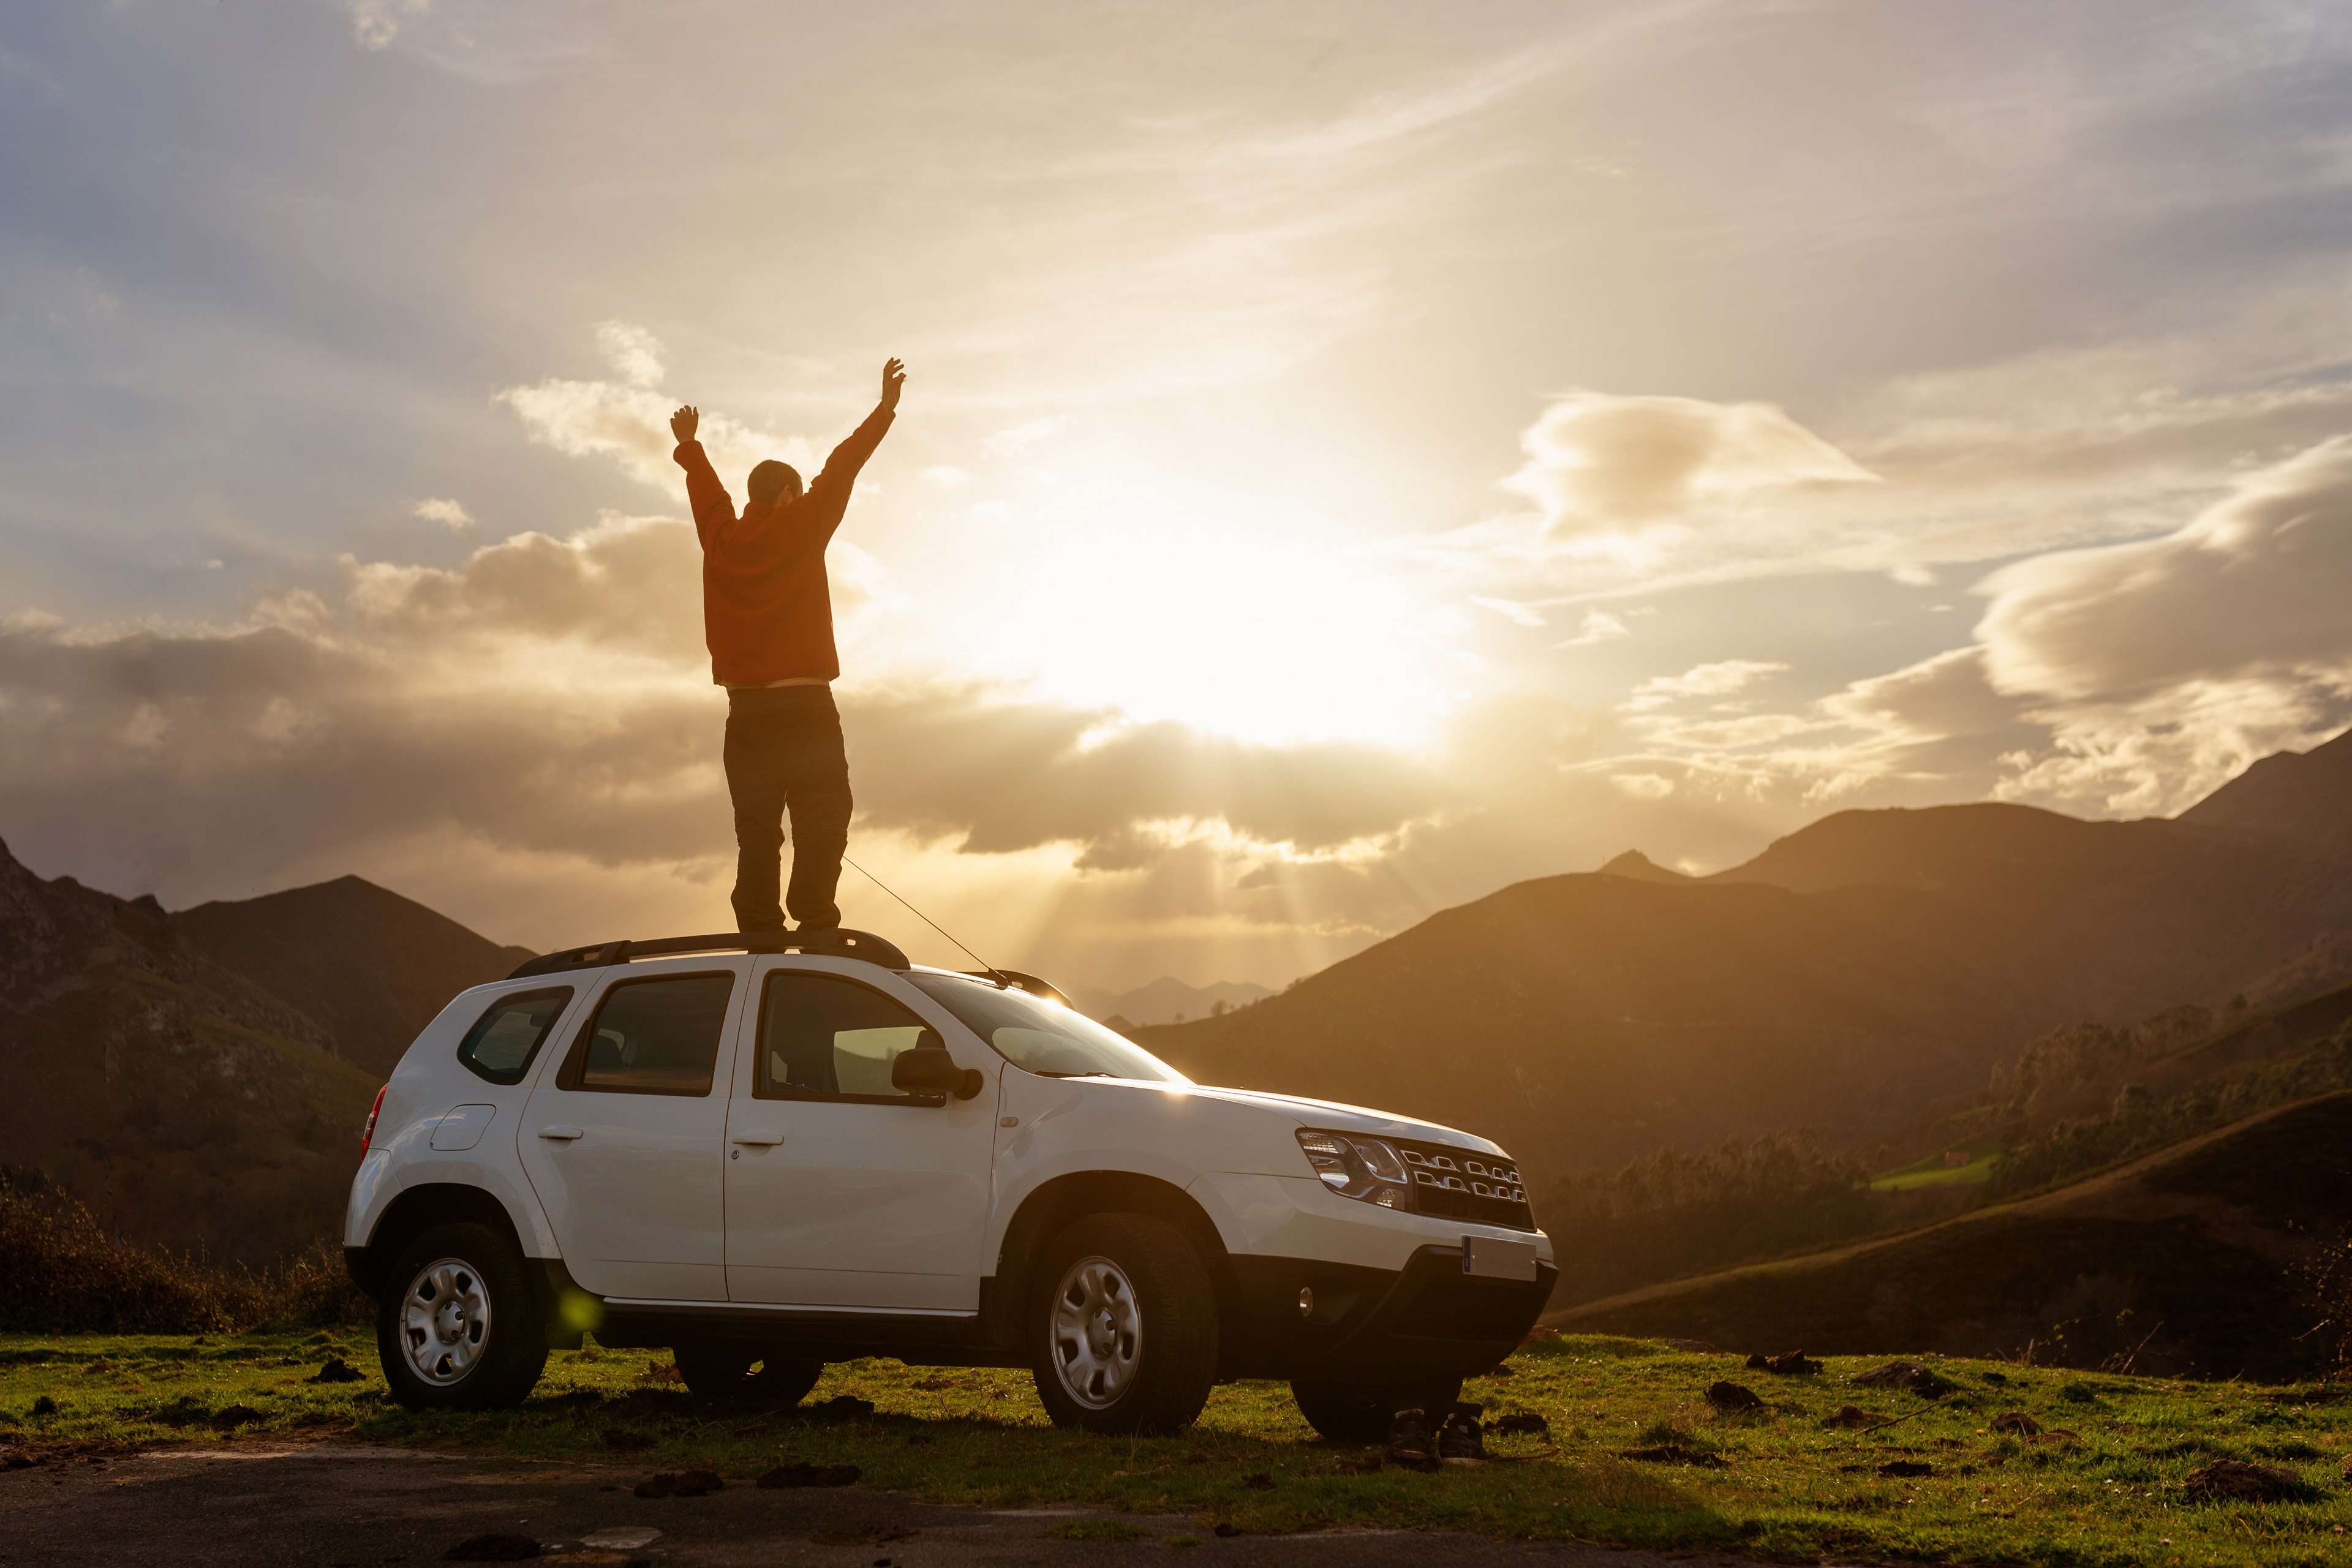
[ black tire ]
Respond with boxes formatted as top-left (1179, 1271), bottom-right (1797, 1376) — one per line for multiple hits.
top-left (671, 1341), bottom-right (824, 1406)
top-left (1291, 1375), bottom-right (1463, 1443)
top-left (1028, 1213), bottom-right (1218, 1435)
top-left (375, 1222), bottom-right (548, 1411)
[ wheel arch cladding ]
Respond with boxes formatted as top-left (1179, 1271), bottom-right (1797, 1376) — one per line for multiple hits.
top-left (354, 1183), bottom-right (535, 1303)
top-left (994, 1170), bottom-right (1242, 1344)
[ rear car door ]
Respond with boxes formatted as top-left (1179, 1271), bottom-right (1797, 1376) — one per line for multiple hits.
top-left (723, 961), bottom-right (999, 1310)
top-left (518, 960), bottom-right (748, 1301)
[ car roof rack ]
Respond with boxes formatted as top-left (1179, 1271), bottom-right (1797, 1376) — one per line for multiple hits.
top-left (962, 969), bottom-right (1076, 1010)
top-left (508, 927), bottom-right (911, 979)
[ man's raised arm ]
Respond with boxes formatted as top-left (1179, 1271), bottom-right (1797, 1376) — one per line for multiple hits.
top-left (669, 404), bottom-right (736, 545)
top-left (809, 358), bottom-right (905, 502)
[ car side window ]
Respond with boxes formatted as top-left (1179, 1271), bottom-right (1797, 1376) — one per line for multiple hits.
top-left (455, 987), bottom-right (573, 1085)
top-left (758, 971), bottom-right (934, 1104)
top-left (558, 972), bottom-right (736, 1096)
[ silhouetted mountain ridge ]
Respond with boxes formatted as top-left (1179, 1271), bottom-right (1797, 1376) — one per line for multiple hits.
top-left (1143, 730), bottom-right (2352, 1188)
top-left (175, 875), bottom-right (534, 1079)
top-left (0, 840), bottom-right (535, 1261)
top-left (0, 837), bottom-right (375, 1262)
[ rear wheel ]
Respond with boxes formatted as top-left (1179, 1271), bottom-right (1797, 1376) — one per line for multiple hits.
top-left (1291, 1374), bottom-right (1463, 1442)
top-left (1029, 1213), bottom-right (1218, 1435)
top-left (672, 1341), bottom-right (824, 1406)
top-left (376, 1222), bottom-right (548, 1410)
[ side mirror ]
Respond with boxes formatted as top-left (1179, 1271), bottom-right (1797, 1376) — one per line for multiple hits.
top-left (891, 1030), bottom-right (984, 1101)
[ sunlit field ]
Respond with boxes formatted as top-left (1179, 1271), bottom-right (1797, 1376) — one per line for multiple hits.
top-left (6, 1331), bottom-right (2348, 1562)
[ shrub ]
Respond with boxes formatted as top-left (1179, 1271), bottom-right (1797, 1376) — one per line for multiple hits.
top-left (0, 1172), bottom-right (366, 1333)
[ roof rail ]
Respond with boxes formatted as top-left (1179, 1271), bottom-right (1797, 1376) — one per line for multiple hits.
top-left (965, 968), bottom-right (1075, 1010)
top-left (508, 927), bottom-right (911, 980)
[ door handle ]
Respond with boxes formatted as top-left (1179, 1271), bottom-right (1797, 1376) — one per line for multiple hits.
top-left (729, 1133), bottom-right (785, 1146)
top-left (537, 1125), bottom-right (584, 1141)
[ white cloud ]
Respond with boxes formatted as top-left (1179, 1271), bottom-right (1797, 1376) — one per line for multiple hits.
top-left (984, 416), bottom-right (1069, 458)
top-left (920, 465), bottom-right (973, 489)
top-left (1503, 392), bottom-right (1877, 537)
top-left (496, 365), bottom-right (815, 496)
top-left (412, 497), bottom-right (474, 532)
top-left (1977, 437), bottom-right (2352, 705)
top-left (1954, 436), bottom-right (2352, 813)
top-left (1470, 595), bottom-right (1545, 627)
top-left (344, 0), bottom-right (428, 51)
top-left (1627, 659), bottom-right (1788, 710)
top-left (594, 321), bottom-right (668, 390)
top-left (1554, 610), bottom-right (1629, 649)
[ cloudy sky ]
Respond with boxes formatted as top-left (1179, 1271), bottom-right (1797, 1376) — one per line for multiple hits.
top-left (5, 1), bottom-right (2351, 990)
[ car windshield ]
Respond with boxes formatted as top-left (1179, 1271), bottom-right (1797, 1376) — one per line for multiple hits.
top-left (905, 973), bottom-right (1191, 1083)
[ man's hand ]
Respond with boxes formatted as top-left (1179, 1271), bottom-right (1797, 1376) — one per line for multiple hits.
top-left (880, 358), bottom-right (907, 412)
top-left (670, 404), bottom-right (699, 443)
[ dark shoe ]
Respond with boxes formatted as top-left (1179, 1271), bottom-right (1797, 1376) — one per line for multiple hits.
top-left (1439, 1404), bottom-right (1485, 1462)
top-left (1387, 1406), bottom-right (1438, 1471)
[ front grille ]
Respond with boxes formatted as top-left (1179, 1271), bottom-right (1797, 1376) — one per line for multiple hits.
top-left (1391, 1137), bottom-right (1537, 1233)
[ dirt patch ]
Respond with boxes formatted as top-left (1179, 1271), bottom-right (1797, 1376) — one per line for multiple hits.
top-left (1851, 1360), bottom-right (1958, 1396)
top-left (1819, 1405), bottom-right (1885, 1429)
top-left (2181, 1460), bottom-right (2313, 1503)
top-left (1705, 1381), bottom-right (1763, 1411)
top-left (756, 1462), bottom-right (859, 1488)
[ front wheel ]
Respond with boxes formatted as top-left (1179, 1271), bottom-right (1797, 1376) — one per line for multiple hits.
top-left (1029, 1213), bottom-right (1218, 1435)
top-left (672, 1341), bottom-right (823, 1406)
top-left (1291, 1375), bottom-right (1463, 1442)
top-left (375, 1222), bottom-right (548, 1410)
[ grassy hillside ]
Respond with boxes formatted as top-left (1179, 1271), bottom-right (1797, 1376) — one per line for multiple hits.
top-left (1550, 1090), bottom-right (2352, 1379)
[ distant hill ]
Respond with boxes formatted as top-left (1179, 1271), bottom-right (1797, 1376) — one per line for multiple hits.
top-left (1596, 850), bottom-right (1693, 884)
top-left (175, 876), bottom-right (534, 1079)
top-left (1549, 1088), bottom-right (2352, 1379)
top-left (1142, 729), bottom-right (2352, 1188)
top-left (1070, 976), bottom-right (1275, 1028)
top-left (0, 837), bottom-right (380, 1264)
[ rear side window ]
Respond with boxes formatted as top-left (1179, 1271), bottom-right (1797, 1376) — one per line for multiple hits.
top-left (758, 971), bottom-right (934, 1103)
top-left (455, 988), bottom-right (573, 1085)
top-left (560, 973), bottom-right (736, 1096)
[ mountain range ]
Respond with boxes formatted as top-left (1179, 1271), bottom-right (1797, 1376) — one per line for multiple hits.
top-left (0, 843), bottom-right (531, 1261)
top-left (1071, 976), bottom-right (1276, 1028)
top-left (1138, 729), bottom-right (2352, 1191)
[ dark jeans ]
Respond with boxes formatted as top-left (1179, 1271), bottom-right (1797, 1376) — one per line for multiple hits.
top-left (723, 685), bottom-right (852, 932)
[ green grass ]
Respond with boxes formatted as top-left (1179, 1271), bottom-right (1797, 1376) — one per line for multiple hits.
top-left (5, 1329), bottom-right (2349, 1562)
top-left (1871, 1141), bottom-right (2003, 1191)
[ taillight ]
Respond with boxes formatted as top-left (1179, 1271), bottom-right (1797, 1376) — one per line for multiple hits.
top-left (360, 1085), bottom-right (389, 1153)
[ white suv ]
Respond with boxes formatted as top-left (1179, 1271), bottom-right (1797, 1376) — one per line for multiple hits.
top-left (344, 929), bottom-right (1555, 1436)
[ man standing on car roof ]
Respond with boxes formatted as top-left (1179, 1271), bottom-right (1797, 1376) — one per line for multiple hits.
top-left (669, 358), bottom-right (903, 935)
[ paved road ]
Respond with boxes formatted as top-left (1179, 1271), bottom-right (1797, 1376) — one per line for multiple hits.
top-left (0, 1442), bottom-right (1760, 1567)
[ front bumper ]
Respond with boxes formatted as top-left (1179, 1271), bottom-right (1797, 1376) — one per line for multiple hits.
top-left (1217, 1243), bottom-right (1556, 1383)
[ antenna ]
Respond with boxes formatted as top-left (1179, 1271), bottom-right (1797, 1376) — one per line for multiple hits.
top-left (841, 851), bottom-right (1014, 989)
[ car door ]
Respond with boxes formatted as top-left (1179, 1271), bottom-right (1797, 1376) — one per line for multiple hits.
top-left (517, 960), bottom-right (748, 1302)
top-left (723, 960), bottom-right (999, 1310)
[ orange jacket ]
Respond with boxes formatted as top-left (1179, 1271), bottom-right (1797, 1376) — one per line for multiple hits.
top-left (674, 404), bottom-right (894, 685)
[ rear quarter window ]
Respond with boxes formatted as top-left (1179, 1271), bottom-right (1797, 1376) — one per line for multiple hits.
top-left (455, 987), bottom-right (575, 1085)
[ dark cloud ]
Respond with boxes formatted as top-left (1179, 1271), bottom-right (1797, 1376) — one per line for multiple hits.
top-left (0, 514), bottom-right (1444, 914)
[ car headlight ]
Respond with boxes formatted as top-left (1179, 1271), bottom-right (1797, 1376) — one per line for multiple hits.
top-left (1295, 1129), bottom-right (1412, 1210)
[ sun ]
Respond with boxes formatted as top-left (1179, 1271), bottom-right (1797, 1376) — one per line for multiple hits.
top-left (973, 470), bottom-right (1451, 748)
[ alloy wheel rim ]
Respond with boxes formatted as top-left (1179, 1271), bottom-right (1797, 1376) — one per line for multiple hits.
top-left (1049, 1254), bottom-right (1142, 1408)
top-left (400, 1256), bottom-right (492, 1386)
